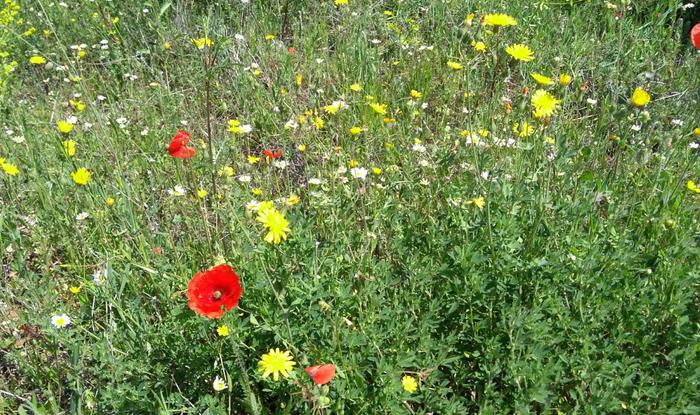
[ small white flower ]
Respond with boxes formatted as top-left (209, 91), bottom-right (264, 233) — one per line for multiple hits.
top-left (67, 116), bottom-right (78, 124)
top-left (96, 95), bottom-right (106, 101)
top-left (350, 167), bottom-right (368, 180)
top-left (238, 175), bottom-right (252, 183)
top-left (308, 178), bottom-right (322, 185)
top-left (246, 200), bottom-right (260, 210)
top-left (690, 142), bottom-right (699, 149)
top-left (213, 376), bottom-right (227, 392)
top-left (371, 39), bottom-right (381, 44)
top-left (141, 128), bottom-right (149, 136)
top-left (93, 269), bottom-right (106, 285)
top-left (76, 212), bottom-right (89, 221)
top-left (284, 119), bottom-right (299, 130)
top-left (337, 166), bottom-right (348, 175)
top-left (82, 122), bottom-right (93, 131)
top-left (116, 117), bottom-right (128, 125)
top-left (671, 119), bottom-right (684, 127)
top-left (235, 34), bottom-right (245, 41)
top-left (586, 98), bottom-right (597, 106)
top-left (51, 314), bottom-right (71, 329)
top-left (631, 125), bottom-right (642, 132)
top-left (418, 159), bottom-right (430, 167)
top-left (168, 185), bottom-right (186, 197)
top-left (273, 160), bottom-right (288, 170)
top-left (412, 143), bottom-right (426, 153)
top-left (11, 135), bottom-right (25, 144)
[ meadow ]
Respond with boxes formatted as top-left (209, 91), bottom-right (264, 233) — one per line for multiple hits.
top-left (1, 0), bottom-right (700, 413)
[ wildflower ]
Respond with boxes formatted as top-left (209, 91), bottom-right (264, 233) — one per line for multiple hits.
top-left (350, 167), bottom-right (368, 180)
top-left (531, 89), bottom-right (561, 118)
top-left (305, 364), bottom-right (336, 385)
top-left (323, 100), bottom-right (347, 115)
top-left (693, 128), bottom-right (700, 136)
top-left (51, 314), bottom-right (71, 329)
top-left (531, 73), bottom-right (553, 85)
top-left (369, 102), bottom-right (388, 115)
top-left (349, 126), bottom-right (364, 136)
top-left (286, 194), bottom-right (300, 206)
top-left (168, 130), bottom-right (196, 159)
top-left (59, 139), bottom-right (76, 157)
top-left (69, 99), bottom-right (86, 112)
top-left (265, 34), bottom-right (276, 40)
top-left (71, 168), bottom-right (90, 185)
top-left (350, 83), bottom-right (362, 92)
top-left (213, 376), bottom-right (227, 392)
top-left (263, 149), bottom-right (283, 159)
top-left (334, 0), bottom-right (348, 5)
top-left (559, 73), bottom-right (572, 86)
top-left (216, 325), bottom-right (230, 337)
top-left (258, 348), bottom-right (296, 381)
top-left (410, 90), bottom-right (422, 99)
top-left (257, 208), bottom-right (290, 244)
top-left (466, 196), bottom-right (486, 209)
top-left (631, 87), bottom-right (651, 107)
top-left (688, 180), bottom-right (700, 194)
top-left (186, 264), bottom-right (243, 319)
top-left (513, 121), bottom-right (534, 138)
top-left (197, 189), bottom-right (208, 198)
top-left (164, 41), bottom-right (171, 49)
top-left (29, 56), bottom-right (46, 65)
top-left (471, 41), bottom-right (487, 52)
top-left (482, 13), bottom-right (517, 27)
top-left (191, 37), bottom-right (213, 49)
top-left (57, 120), bottom-right (73, 134)
top-left (312, 117), bottom-right (325, 129)
top-left (69, 286), bottom-right (81, 294)
top-left (228, 120), bottom-right (253, 134)
top-left (1, 161), bottom-right (19, 176)
top-left (247, 155), bottom-right (261, 164)
top-left (402, 375), bottom-right (418, 393)
top-left (692, 23), bottom-right (700, 50)
top-left (220, 166), bottom-right (234, 177)
top-left (106, 197), bottom-right (115, 206)
top-left (412, 143), bottom-right (426, 153)
top-left (349, 159), bottom-right (359, 168)
top-left (506, 44), bottom-right (535, 62)
top-left (297, 144), bottom-right (306, 152)
top-left (372, 167), bottom-right (382, 175)
top-left (447, 61), bottom-right (463, 70)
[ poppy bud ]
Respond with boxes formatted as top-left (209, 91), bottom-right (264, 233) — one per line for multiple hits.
top-left (692, 23), bottom-right (700, 50)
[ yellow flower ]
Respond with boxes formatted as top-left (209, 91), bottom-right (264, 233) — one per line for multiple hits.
top-left (228, 119), bottom-right (252, 135)
top-left (383, 10), bottom-right (393, 16)
top-left (62, 140), bottom-right (76, 157)
top-left (69, 286), bottom-right (81, 294)
top-left (216, 325), bottom-right (230, 337)
top-left (197, 189), bottom-right (208, 198)
top-left (466, 196), bottom-right (486, 209)
top-left (71, 168), bottom-right (90, 185)
top-left (257, 348), bottom-right (296, 381)
top-left (247, 155), bottom-right (261, 164)
top-left (191, 37), bottom-right (213, 49)
top-left (29, 55), bottom-right (46, 65)
top-left (464, 13), bottom-right (475, 26)
top-left (559, 73), bottom-right (572, 86)
top-left (265, 34), bottom-right (276, 40)
top-left (482, 13), bottom-right (517, 27)
top-left (350, 83), bottom-right (362, 92)
top-left (312, 117), bottom-right (325, 129)
top-left (220, 166), bottom-right (234, 177)
top-left (335, 0), bottom-right (348, 5)
top-left (369, 102), bottom-right (388, 115)
top-left (295, 73), bottom-right (302, 86)
top-left (256, 208), bottom-right (291, 244)
top-left (513, 121), bottom-right (534, 138)
top-left (255, 201), bottom-right (275, 213)
top-left (350, 126), bottom-right (363, 136)
top-left (372, 167), bottom-right (382, 175)
top-left (1, 162), bottom-right (20, 176)
top-left (688, 181), bottom-right (700, 194)
top-left (349, 159), bottom-right (358, 168)
top-left (297, 144), bottom-right (306, 152)
top-left (286, 194), bottom-right (300, 206)
top-left (471, 41), bottom-right (487, 52)
top-left (447, 61), bottom-right (463, 70)
top-left (631, 87), bottom-right (651, 107)
top-left (506, 44), bottom-right (535, 62)
top-left (531, 73), bottom-right (553, 85)
top-left (693, 127), bottom-right (700, 136)
top-left (252, 187), bottom-right (263, 196)
top-left (164, 41), bottom-right (172, 50)
top-left (106, 197), bottom-right (115, 206)
top-left (69, 99), bottom-right (85, 112)
top-left (410, 89), bottom-right (422, 99)
top-left (57, 120), bottom-right (73, 134)
top-left (531, 89), bottom-right (561, 118)
top-left (323, 101), bottom-right (346, 115)
top-left (402, 375), bottom-right (418, 393)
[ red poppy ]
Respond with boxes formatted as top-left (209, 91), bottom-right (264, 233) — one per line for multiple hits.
top-left (168, 130), bottom-right (196, 159)
top-left (692, 24), bottom-right (700, 50)
top-left (305, 364), bottom-right (336, 385)
top-left (287, 47), bottom-right (297, 54)
top-left (263, 149), bottom-right (283, 159)
top-left (186, 264), bottom-right (242, 319)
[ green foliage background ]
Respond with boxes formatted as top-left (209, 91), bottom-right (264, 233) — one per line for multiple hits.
top-left (1, 0), bottom-right (699, 413)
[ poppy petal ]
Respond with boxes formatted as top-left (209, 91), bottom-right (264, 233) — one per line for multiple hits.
top-left (305, 364), bottom-right (336, 385)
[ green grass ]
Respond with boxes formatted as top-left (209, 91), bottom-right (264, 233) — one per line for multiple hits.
top-left (1, 0), bottom-right (699, 413)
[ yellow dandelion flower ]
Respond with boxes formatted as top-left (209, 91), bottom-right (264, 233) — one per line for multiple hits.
top-left (513, 121), bottom-right (534, 138)
top-left (191, 37), bottom-right (213, 49)
top-left (312, 117), bottom-right (325, 129)
top-left (247, 155), bottom-right (261, 164)
top-left (69, 99), bottom-right (85, 112)
top-left (631, 87), bottom-right (651, 107)
top-left (197, 189), bottom-right (208, 198)
top-left (62, 140), bottom-right (76, 157)
top-left (286, 194), bottom-right (300, 206)
top-left (531, 89), bottom-right (561, 118)
top-left (559, 73), bottom-right (572, 86)
top-left (69, 286), bottom-right (81, 294)
top-left (506, 44), bottom-right (535, 62)
top-left (372, 167), bottom-right (382, 175)
top-left (297, 144), bottom-right (306, 152)
top-left (57, 120), bottom-right (73, 134)
top-left (256, 208), bottom-right (291, 244)
top-left (265, 34), bottom-right (276, 40)
top-left (447, 61), bottom-right (463, 70)
top-left (688, 181), bottom-right (700, 194)
top-left (482, 13), bottom-right (517, 27)
top-left (369, 102), bottom-right (388, 115)
top-left (216, 325), bottom-right (230, 337)
top-left (471, 41), bottom-right (487, 52)
top-left (1, 162), bottom-right (20, 176)
top-left (402, 375), bottom-right (418, 393)
top-left (350, 83), bottom-right (362, 92)
top-left (29, 55), bottom-right (46, 65)
top-left (106, 197), bottom-right (115, 206)
top-left (335, 0), bottom-right (348, 5)
top-left (466, 196), bottom-right (486, 209)
top-left (410, 89), bottom-right (422, 99)
top-left (350, 126), bottom-right (363, 135)
top-left (531, 73), bottom-right (553, 85)
top-left (295, 73), bottom-right (302, 86)
top-left (257, 348), bottom-right (296, 381)
top-left (71, 168), bottom-right (90, 185)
